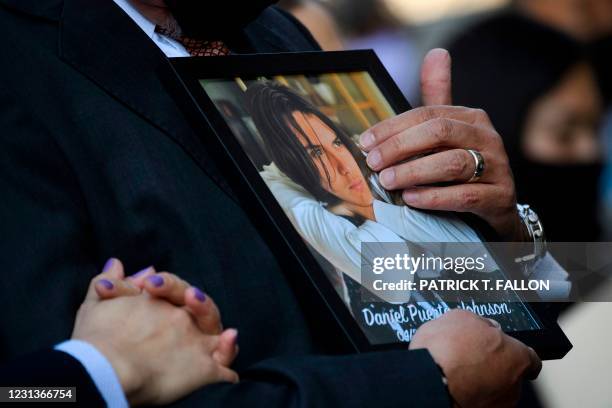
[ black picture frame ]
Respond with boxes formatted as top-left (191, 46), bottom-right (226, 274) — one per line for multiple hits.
top-left (166, 50), bottom-right (572, 359)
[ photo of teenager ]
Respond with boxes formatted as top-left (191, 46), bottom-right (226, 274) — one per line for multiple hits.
top-left (247, 82), bottom-right (486, 276)
top-left (201, 75), bottom-right (544, 343)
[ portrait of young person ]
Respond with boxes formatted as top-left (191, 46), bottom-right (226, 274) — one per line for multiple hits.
top-left (0, 0), bottom-right (580, 407)
top-left (198, 72), bottom-right (555, 346)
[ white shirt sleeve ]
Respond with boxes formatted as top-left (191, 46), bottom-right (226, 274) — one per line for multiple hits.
top-left (55, 340), bottom-right (128, 408)
top-left (373, 200), bottom-right (481, 243)
top-left (531, 253), bottom-right (572, 300)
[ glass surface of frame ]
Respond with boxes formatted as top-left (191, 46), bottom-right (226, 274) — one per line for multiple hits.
top-left (168, 51), bottom-right (571, 359)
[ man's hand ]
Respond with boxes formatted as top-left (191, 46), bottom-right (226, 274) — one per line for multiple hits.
top-left (409, 309), bottom-right (542, 408)
top-left (359, 49), bottom-right (525, 241)
top-left (73, 259), bottom-right (239, 405)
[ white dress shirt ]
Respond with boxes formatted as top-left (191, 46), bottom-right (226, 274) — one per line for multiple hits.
top-left (114, 0), bottom-right (190, 58)
top-left (55, 340), bottom-right (128, 408)
top-left (53, 2), bottom-right (191, 408)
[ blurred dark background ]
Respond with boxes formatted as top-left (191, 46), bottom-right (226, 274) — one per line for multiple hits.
top-left (277, 0), bottom-right (612, 406)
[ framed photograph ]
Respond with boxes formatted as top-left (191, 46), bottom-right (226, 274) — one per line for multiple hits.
top-left (168, 51), bottom-right (571, 359)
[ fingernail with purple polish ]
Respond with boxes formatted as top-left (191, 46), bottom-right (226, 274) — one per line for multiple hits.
top-left (130, 266), bottom-right (152, 278)
top-left (148, 275), bottom-right (164, 287)
top-left (193, 287), bottom-right (207, 302)
top-left (98, 279), bottom-right (114, 290)
top-left (102, 258), bottom-right (114, 272)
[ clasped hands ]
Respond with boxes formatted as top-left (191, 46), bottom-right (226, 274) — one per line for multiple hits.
top-left (72, 259), bottom-right (239, 406)
top-left (74, 258), bottom-right (541, 408)
top-left (71, 49), bottom-right (540, 408)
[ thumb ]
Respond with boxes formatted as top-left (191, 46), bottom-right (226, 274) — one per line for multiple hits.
top-left (421, 48), bottom-right (452, 106)
top-left (84, 258), bottom-right (125, 302)
top-left (212, 329), bottom-right (239, 367)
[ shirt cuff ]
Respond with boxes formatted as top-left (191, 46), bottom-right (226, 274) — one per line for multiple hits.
top-left (531, 253), bottom-right (572, 300)
top-left (55, 340), bottom-right (128, 408)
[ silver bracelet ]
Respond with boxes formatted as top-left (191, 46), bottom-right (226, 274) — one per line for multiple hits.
top-left (515, 204), bottom-right (547, 276)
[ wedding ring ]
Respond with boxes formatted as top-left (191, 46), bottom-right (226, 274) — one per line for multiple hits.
top-left (466, 149), bottom-right (485, 183)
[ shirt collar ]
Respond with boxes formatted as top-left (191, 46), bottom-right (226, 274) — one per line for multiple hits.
top-left (112, 0), bottom-right (156, 39)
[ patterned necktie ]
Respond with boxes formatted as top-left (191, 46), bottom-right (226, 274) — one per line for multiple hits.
top-left (155, 26), bottom-right (230, 56)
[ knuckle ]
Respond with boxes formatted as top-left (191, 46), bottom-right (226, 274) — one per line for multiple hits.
top-left (390, 133), bottom-right (405, 154)
top-left (460, 189), bottom-right (480, 207)
top-left (158, 271), bottom-right (173, 280)
top-left (397, 164), bottom-right (416, 186)
top-left (373, 112), bottom-right (405, 140)
top-left (204, 310), bottom-right (221, 327)
top-left (415, 106), bottom-right (437, 123)
top-left (376, 117), bottom-right (397, 137)
top-left (521, 346), bottom-right (534, 364)
top-left (471, 108), bottom-right (489, 123)
top-left (486, 128), bottom-right (504, 147)
top-left (411, 323), bottom-right (434, 342)
top-left (424, 190), bottom-right (440, 207)
top-left (430, 118), bottom-right (453, 145)
top-left (160, 272), bottom-right (177, 288)
top-left (384, 115), bottom-right (404, 135)
top-left (487, 326), bottom-right (505, 347)
top-left (446, 150), bottom-right (468, 177)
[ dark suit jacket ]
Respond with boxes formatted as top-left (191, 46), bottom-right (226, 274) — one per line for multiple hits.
top-left (0, 349), bottom-right (104, 407)
top-left (0, 0), bottom-right (450, 406)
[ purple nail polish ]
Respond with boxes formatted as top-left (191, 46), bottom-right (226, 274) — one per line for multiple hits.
top-left (98, 279), bottom-right (114, 290)
top-left (102, 258), bottom-right (114, 272)
top-left (193, 287), bottom-right (207, 302)
top-left (130, 266), bottom-right (152, 278)
top-left (148, 275), bottom-right (164, 287)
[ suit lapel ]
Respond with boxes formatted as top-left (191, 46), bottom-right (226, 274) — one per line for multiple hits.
top-left (59, 0), bottom-right (236, 198)
top-left (3, 0), bottom-right (316, 202)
